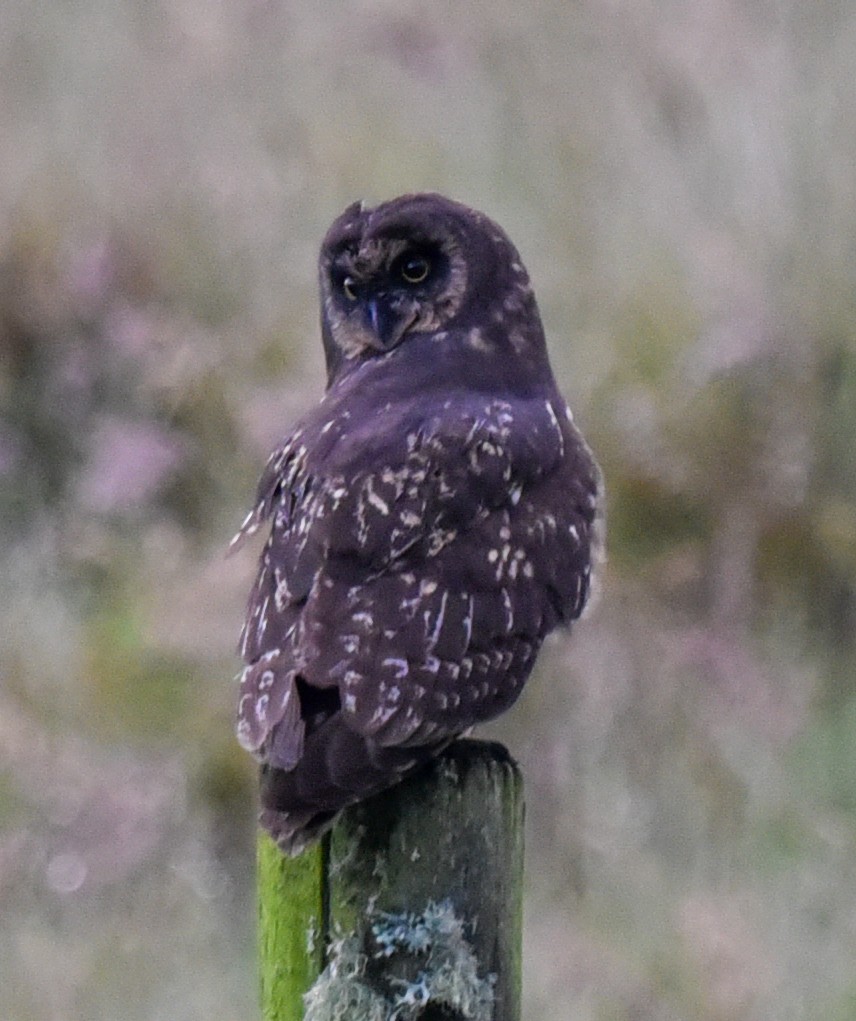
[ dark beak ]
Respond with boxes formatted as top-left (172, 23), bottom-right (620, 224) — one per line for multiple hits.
top-left (363, 295), bottom-right (413, 351)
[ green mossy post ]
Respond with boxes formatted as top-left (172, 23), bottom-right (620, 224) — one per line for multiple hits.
top-left (258, 834), bottom-right (326, 1021)
top-left (257, 739), bottom-right (524, 1021)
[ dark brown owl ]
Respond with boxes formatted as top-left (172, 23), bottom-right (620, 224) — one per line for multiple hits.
top-left (232, 193), bottom-right (603, 854)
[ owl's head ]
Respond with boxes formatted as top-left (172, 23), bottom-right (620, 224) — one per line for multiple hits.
top-left (318, 193), bottom-right (544, 382)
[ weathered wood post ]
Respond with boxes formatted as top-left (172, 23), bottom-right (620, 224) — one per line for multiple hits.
top-left (257, 739), bottom-right (524, 1021)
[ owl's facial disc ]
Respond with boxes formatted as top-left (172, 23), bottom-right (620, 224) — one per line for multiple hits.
top-left (329, 242), bottom-right (451, 355)
top-left (332, 270), bottom-right (419, 352)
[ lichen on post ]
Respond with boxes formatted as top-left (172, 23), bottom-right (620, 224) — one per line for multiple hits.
top-left (304, 900), bottom-right (495, 1021)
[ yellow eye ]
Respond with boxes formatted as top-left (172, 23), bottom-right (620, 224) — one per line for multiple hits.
top-left (342, 276), bottom-right (358, 301)
top-left (400, 255), bottom-right (431, 285)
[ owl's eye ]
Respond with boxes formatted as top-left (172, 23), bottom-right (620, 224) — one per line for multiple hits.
top-left (398, 254), bottom-right (431, 285)
top-left (342, 276), bottom-right (358, 301)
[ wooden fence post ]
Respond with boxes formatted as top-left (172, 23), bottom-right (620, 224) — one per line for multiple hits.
top-left (257, 739), bottom-right (524, 1021)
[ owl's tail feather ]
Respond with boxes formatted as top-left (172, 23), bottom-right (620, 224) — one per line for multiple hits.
top-left (258, 803), bottom-right (337, 857)
top-left (259, 715), bottom-right (452, 855)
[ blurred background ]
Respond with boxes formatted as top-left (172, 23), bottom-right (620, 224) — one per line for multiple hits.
top-left (2, 2), bottom-right (856, 1018)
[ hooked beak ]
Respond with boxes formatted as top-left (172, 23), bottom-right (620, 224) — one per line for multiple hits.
top-left (363, 295), bottom-right (415, 351)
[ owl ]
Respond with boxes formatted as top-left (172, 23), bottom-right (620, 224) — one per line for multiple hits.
top-left (232, 193), bottom-right (603, 854)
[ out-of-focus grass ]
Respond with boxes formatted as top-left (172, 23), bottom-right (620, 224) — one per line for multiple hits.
top-left (2, 2), bottom-right (856, 1019)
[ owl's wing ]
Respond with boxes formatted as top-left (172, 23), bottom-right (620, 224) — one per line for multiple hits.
top-left (236, 394), bottom-right (598, 772)
top-left (305, 396), bottom-right (598, 749)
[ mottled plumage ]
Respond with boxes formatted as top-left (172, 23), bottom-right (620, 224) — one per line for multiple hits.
top-left (233, 193), bottom-right (602, 853)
